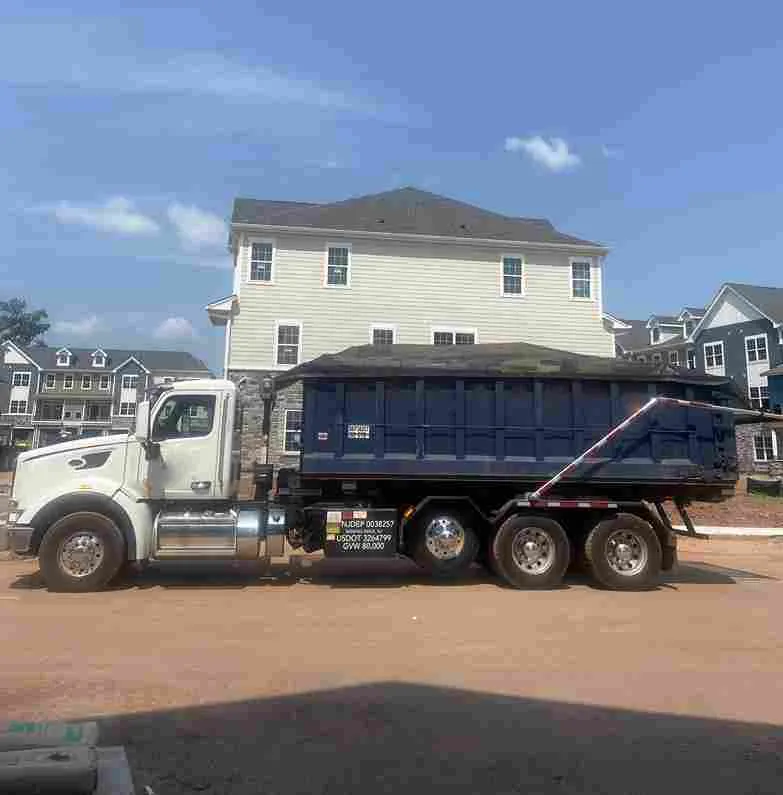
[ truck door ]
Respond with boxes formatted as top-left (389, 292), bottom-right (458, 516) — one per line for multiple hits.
top-left (147, 392), bottom-right (220, 499)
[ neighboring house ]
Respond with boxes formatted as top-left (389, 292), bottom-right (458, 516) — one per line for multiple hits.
top-left (687, 283), bottom-right (783, 474)
top-left (759, 365), bottom-right (783, 475)
top-left (207, 187), bottom-right (612, 474)
top-left (613, 308), bottom-right (706, 368)
top-left (0, 343), bottom-right (210, 466)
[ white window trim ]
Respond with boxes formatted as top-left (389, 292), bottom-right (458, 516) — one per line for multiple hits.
top-left (753, 429), bottom-right (778, 462)
top-left (703, 340), bottom-right (725, 373)
top-left (323, 242), bottom-right (352, 289)
top-left (118, 402), bottom-right (137, 417)
top-left (12, 370), bottom-right (31, 388)
top-left (668, 351), bottom-right (679, 365)
top-left (744, 333), bottom-right (769, 365)
top-left (8, 400), bottom-right (28, 414)
top-left (369, 324), bottom-right (398, 344)
top-left (430, 326), bottom-right (479, 345)
top-left (44, 373), bottom-right (56, 390)
top-left (273, 320), bottom-right (303, 369)
top-left (686, 349), bottom-right (696, 370)
top-left (63, 375), bottom-right (74, 391)
top-left (81, 376), bottom-right (92, 390)
top-left (246, 238), bottom-right (276, 285)
top-left (500, 254), bottom-right (525, 298)
top-left (569, 257), bottom-right (594, 301)
top-left (55, 348), bottom-right (72, 367)
top-left (282, 408), bottom-right (303, 455)
top-left (99, 375), bottom-right (111, 391)
top-left (121, 375), bottom-right (139, 390)
top-left (749, 385), bottom-right (770, 409)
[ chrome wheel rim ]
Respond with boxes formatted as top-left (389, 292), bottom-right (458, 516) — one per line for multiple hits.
top-left (424, 516), bottom-right (466, 560)
top-left (511, 527), bottom-right (556, 574)
top-left (605, 529), bottom-right (648, 576)
top-left (58, 532), bottom-right (105, 578)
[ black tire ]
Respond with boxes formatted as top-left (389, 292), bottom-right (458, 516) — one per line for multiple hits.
top-left (584, 513), bottom-right (662, 590)
top-left (39, 512), bottom-right (126, 593)
top-left (411, 508), bottom-right (480, 577)
top-left (491, 514), bottom-right (570, 589)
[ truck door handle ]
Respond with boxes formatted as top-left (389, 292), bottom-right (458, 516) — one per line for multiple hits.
top-left (191, 481), bottom-right (211, 491)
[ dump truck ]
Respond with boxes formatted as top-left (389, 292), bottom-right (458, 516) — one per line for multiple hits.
top-left (7, 342), bottom-right (777, 592)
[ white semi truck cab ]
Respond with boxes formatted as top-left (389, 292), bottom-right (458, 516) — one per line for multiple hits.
top-left (7, 379), bottom-right (291, 591)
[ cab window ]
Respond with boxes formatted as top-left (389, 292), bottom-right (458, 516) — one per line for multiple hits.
top-left (151, 395), bottom-right (216, 440)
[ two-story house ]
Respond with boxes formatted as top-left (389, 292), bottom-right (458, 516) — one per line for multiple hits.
top-left (0, 343), bottom-right (210, 465)
top-left (614, 308), bottom-right (706, 368)
top-left (206, 187), bottom-right (613, 476)
top-left (687, 282), bottom-right (783, 473)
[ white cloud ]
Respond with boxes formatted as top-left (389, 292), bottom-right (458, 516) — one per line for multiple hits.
top-left (505, 136), bottom-right (581, 172)
top-left (153, 317), bottom-right (197, 340)
top-left (52, 315), bottom-right (103, 336)
top-left (49, 197), bottom-right (160, 235)
top-left (601, 144), bottom-right (623, 159)
top-left (167, 204), bottom-right (227, 250)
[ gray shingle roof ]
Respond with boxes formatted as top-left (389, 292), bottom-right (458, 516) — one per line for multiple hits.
top-left (232, 187), bottom-right (602, 248)
top-left (18, 346), bottom-right (210, 373)
top-left (682, 307), bottom-right (705, 316)
top-left (727, 283), bottom-right (783, 324)
top-left (614, 320), bottom-right (651, 352)
top-left (650, 315), bottom-right (681, 325)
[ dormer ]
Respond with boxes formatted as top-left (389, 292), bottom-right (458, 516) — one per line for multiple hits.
top-left (646, 315), bottom-right (682, 346)
top-left (677, 308), bottom-right (705, 339)
top-left (55, 347), bottom-right (72, 367)
top-left (91, 348), bottom-right (108, 368)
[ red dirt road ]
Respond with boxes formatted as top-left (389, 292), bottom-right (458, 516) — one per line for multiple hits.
top-left (2, 540), bottom-right (782, 794)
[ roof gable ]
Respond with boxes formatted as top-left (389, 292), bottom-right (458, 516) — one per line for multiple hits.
top-left (18, 345), bottom-right (211, 373)
top-left (232, 187), bottom-right (602, 248)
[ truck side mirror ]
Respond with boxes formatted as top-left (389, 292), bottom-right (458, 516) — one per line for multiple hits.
top-left (135, 401), bottom-right (150, 440)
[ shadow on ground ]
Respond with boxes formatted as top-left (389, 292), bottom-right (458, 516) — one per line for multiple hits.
top-left (93, 682), bottom-right (783, 795)
top-left (9, 555), bottom-right (776, 592)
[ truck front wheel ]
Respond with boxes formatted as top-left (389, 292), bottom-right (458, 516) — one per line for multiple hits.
top-left (491, 515), bottom-right (570, 589)
top-left (584, 513), bottom-right (662, 590)
top-left (39, 512), bottom-right (126, 593)
top-left (411, 510), bottom-right (480, 577)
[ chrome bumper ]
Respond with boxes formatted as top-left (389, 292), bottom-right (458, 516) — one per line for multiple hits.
top-left (8, 527), bottom-right (34, 555)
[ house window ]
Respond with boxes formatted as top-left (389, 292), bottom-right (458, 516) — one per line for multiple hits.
top-left (669, 351), bottom-right (679, 366)
top-left (56, 351), bottom-right (70, 366)
top-left (745, 335), bottom-right (768, 363)
top-left (652, 327), bottom-right (661, 344)
top-left (432, 329), bottom-right (476, 345)
top-left (119, 402), bottom-right (137, 417)
top-left (371, 326), bottom-right (396, 345)
top-left (121, 375), bottom-right (139, 390)
top-left (12, 372), bottom-right (31, 387)
top-left (704, 341), bottom-right (724, 371)
top-left (686, 350), bottom-right (696, 370)
top-left (284, 409), bottom-right (303, 452)
top-left (652, 353), bottom-right (662, 364)
top-left (45, 374), bottom-right (56, 389)
top-left (684, 320), bottom-right (694, 336)
top-left (502, 256), bottom-right (523, 295)
top-left (276, 323), bottom-right (301, 365)
top-left (250, 242), bottom-right (274, 282)
top-left (81, 376), bottom-right (92, 390)
top-left (753, 430), bottom-right (777, 462)
top-left (91, 352), bottom-right (106, 368)
top-left (749, 386), bottom-right (770, 409)
top-left (571, 260), bottom-right (592, 299)
top-left (99, 375), bottom-right (110, 391)
top-left (63, 375), bottom-right (74, 390)
top-left (326, 245), bottom-right (350, 286)
top-left (9, 400), bottom-right (27, 414)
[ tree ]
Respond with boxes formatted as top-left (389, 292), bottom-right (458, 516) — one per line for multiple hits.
top-left (0, 298), bottom-right (50, 346)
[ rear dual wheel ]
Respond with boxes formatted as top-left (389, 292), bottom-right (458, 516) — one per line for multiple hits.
top-left (411, 510), bottom-right (480, 577)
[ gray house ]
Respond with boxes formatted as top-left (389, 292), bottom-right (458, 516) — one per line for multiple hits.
top-left (0, 342), bottom-right (210, 465)
top-left (613, 308), bottom-right (705, 368)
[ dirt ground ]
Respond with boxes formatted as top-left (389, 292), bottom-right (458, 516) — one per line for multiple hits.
top-left (1, 539), bottom-right (782, 794)
top-left (671, 478), bottom-right (783, 527)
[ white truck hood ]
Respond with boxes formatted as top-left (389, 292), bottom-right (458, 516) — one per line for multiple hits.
top-left (16, 433), bottom-right (131, 465)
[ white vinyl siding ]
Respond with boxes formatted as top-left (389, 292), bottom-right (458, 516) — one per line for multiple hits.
top-left (228, 234), bottom-right (610, 368)
top-left (501, 256), bottom-right (524, 296)
top-left (570, 259), bottom-right (593, 299)
top-left (704, 341), bottom-right (725, 376)
top-left (249, 241), bottom-right (274, 283)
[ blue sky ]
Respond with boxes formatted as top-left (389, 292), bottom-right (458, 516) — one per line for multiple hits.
top-left (1, 1), bottom-right (782, 370)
